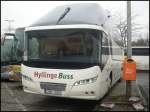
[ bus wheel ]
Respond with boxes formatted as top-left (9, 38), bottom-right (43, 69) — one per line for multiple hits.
top-left (118, 78), bottom-right (122, 83)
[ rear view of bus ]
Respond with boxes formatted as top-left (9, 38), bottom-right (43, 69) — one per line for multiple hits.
top-left (22, 3), bottom-right (123, 100)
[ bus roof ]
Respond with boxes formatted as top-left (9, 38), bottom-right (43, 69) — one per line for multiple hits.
top-left (29, 3), bottom-right (110, 27)
top-left (132, 46), bottom-right (149, 48)
top-left (124, 46), bottom-right (149, 49)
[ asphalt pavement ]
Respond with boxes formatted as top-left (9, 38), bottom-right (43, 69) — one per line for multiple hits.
top-left (1, 81), bottom-right (97, 111)
top-left (136, 70), bottom-right (149, 108)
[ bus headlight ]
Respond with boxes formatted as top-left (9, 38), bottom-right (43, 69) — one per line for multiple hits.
top-left (22, 74), bottom-right (33, 82)
top-left (73, 76), bottom-right (98, 86)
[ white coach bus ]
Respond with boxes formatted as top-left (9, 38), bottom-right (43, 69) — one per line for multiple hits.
top-left (132, 46), bottom-right (149, 70)
top-left (21, 3), bottom-right (124, 100)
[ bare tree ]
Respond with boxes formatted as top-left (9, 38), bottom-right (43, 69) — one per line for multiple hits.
top-left (112, 11), bottom-right (144, 48)
top-left (146, 33), bottom-right (149, 46)
top-left (132, 36), bottom-right (149, 46)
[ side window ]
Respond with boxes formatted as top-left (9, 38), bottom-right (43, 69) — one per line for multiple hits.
top-left (28, 37), bottom-right (39, 59)
top-left (101, 32), bottom-right (109, 66)
top-left (109, 38), bottom-right (112, 55)
top-left (111, 40), bottom-right (123, 60)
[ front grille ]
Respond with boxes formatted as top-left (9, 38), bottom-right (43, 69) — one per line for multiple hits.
top-left (40, 82), bottom-right (66, 91)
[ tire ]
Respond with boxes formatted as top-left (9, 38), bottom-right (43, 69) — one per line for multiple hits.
top-left (118, 78), bottom-right (122, 83)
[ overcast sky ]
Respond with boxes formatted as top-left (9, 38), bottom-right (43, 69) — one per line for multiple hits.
top-left (1, 1), bottom-right (149, 35)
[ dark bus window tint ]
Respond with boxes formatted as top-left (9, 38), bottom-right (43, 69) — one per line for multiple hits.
top-left (109, 39), bottom-right (112, 55)
top-left (27, 29), bottom-right (100, 64)
top-left (101, 32), bottom-right (109, 66)
top-left (132, 48), bottom-right (149, 56)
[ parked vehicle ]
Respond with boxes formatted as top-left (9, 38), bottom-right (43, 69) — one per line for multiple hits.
top-left (1, 65), bottom-right (21, 81)
top-left (132, 46), bottom-right (149, 70)
top-left (124, 46), bottom-right (149, 70)
top-left (22, 3), bottom-right (124, 100)
top-left (1, 28), bottom-right (25, 81)
top-left (1, 33), bottom-right (17, 66)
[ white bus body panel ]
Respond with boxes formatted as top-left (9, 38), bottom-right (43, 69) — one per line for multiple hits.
top-left (132, 56), bottom-right (149, 70)
top-left (21, 64), bottom-right (109, 100)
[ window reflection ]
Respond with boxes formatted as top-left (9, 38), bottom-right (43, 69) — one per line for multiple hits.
top-left (27, 29), bottom-right (100, 63)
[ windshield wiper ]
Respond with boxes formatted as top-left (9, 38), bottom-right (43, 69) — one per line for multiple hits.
top-left (56, 7), bottom-right (71, 24)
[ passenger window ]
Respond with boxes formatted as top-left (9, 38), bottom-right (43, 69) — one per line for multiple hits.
top-left (101, 32), bottom-right (109, 66)
top-left (109, 39), bottom-right (112, 55)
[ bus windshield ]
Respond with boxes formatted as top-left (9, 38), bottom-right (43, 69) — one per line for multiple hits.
top-left (26, 29), bottom-right (100, 64)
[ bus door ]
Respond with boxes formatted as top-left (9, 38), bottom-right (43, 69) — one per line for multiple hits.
top-left (111, 41), bottom-right (123, 85)
top-left (100, 32), bottom-right (112, 94)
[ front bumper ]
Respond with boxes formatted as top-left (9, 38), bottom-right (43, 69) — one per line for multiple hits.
top-left (22, 79), bottom-right (100, 100)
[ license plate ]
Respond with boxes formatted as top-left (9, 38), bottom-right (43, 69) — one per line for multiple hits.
top-left (45, 89), bottom-right (62, 95)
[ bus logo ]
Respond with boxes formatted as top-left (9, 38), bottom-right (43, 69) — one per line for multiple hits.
top-left (34, 72), bottom-right (73, 79)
